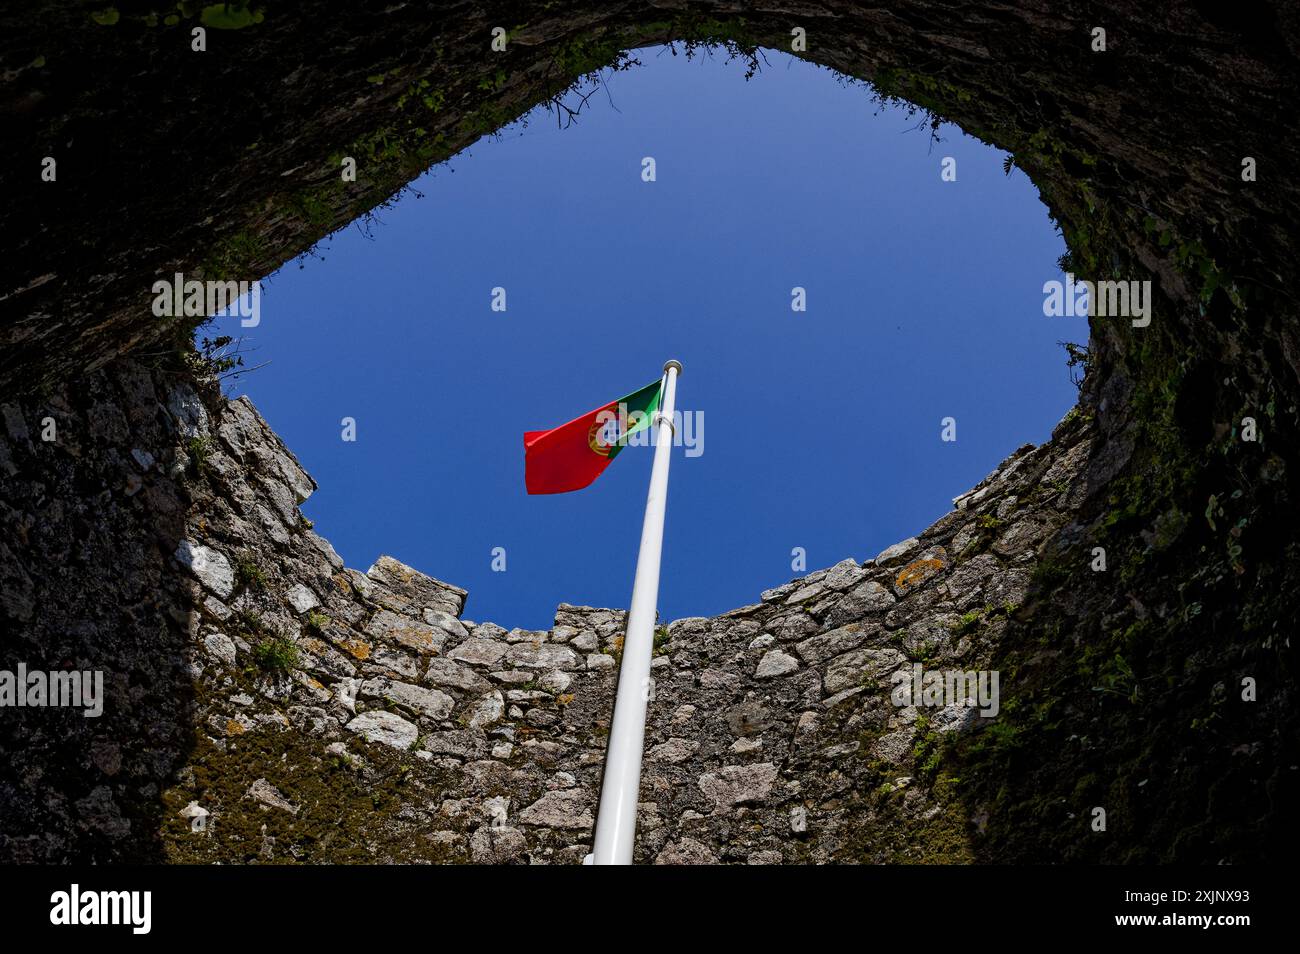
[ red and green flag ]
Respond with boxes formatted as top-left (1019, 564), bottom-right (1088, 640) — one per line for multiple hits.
top-left (524, 378), bottom-right (663, 494)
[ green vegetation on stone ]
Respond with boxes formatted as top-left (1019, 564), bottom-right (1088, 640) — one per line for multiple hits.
top-left (251, 636), bottom-right (299, 673)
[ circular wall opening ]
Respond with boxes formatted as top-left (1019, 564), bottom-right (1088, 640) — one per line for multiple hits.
top-left (211, 47), bottom-right (1079, 628)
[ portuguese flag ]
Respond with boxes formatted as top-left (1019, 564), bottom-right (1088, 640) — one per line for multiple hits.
top-left (524, 378), bottom-right (663, 494)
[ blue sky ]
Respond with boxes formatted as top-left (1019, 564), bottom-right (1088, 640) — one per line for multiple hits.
top-left (212, 47), bottom-right (1078, 631)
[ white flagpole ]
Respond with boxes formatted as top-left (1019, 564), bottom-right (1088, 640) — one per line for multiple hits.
top-left (589, 358), bottom-right (681, 865)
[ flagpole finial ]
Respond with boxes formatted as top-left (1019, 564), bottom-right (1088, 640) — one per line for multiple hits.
top-left (663, 359), bottom-right (682, 375)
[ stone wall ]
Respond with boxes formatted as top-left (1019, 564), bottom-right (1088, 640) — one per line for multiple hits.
top-left (6, 2), bottom-right (1299, 401)
top-left (1, 359), bottom-right (1092, 863)
top-left (4, 1), bottom-right (1297, 864)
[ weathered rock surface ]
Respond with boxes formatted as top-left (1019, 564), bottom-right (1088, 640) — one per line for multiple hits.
top-left (1, 360), bottom-right (1126, 864)
top-left (346, 711), bottom-right (419, 751)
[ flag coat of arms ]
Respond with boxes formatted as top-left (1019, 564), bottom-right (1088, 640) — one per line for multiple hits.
top-left (523, 378), bottom-right (663, 494)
